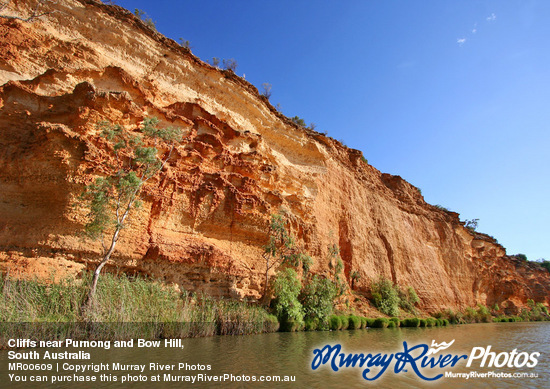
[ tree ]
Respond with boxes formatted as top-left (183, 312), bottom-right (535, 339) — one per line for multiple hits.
top-left (179, 38), bottom-right (191, 51)
top-left (299, 275), bottom-right (337, 323)
top-left (464, 218), bottom-right (479, 231)
top-left (272, 268), bottom-right (304, 325)
top-left (134, 8), bottom-right (156, 31)
top-left (80, 118), bottom-right (181, 310)
top-left (327, 243), bottom-right (347, 296)
top-left (260, 83), bottom-right (272, 99)
top-left (222, 58), bottom-right (238, 72)
top-left (290, 116), bottom-right (306, 127)
top-left (370, 276), bottom-right (400, 317)
top-left (262, 212), bottom-right (310, 303)
top-left (209, 57), bottom-right (220, 68)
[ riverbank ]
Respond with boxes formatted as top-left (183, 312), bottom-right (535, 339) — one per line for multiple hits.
top-left (0, 273), bottom-right (278, 344)
top-left (1, 273), bottom-right (547, 346)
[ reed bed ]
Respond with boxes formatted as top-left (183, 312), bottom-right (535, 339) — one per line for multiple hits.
top-left (0, 272), bottom-right (279, 344)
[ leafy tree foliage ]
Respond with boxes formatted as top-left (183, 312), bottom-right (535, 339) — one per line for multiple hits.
top-left (290, 116), bottom-right (306, 127)
top-left (464, 218), bottom-right (479, 231)
top-left (262, 212), bottom-right (311, 301)
top-left (299, 275), bottom-right (337, 324)
top-left (134, 8), bottom-right (156, 30)
top-left (271, 268), bottom-right (303, 324)
top-left (370, 277), bottom-right (400, 317)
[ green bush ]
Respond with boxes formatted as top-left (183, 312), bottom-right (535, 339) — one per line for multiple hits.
top-left (329, 315), bottom-right (342, 330)
top-left (442, 319), bottom-right (449, 326)
top-left (272, 268), bottom-right (304, 325)
top-left (300, 275), bottom-right (337, 324)
top-left (426, 318), bottom-right (436, 327)
top-left (419, 319), bottom-right (427, 327)
top-left (370, 277), bottom-right (400, 317)
top-left (387, 321), bottom-right (396, 328)
top-left (348, 315), bottom-right (361, 329)
top-left (304, 318), bottom-right (319, 331)
top-left (339, 315), bottom-right (350, 330)
top-left (464, 307), bottom-right (477, 323)
top-left (372, 318), bottom-right (389, 328)
top-left (389, 317), bottom-right (400, 327)
top-left (279, 318), bottom-right (303, 332)
top-left (366, 318), bottom-right (376, 327)
top-left (401, 317), bottom-right (420, 327)
top-left (399, 286), bottom-right (420, 314)
top-left (476, 304), bottom-right (491, 323)
top-left (360, 317), bottom-right (368, 329)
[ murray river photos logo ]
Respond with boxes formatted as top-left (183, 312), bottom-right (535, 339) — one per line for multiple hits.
top-left (311, 340), bottom-right (540, 381)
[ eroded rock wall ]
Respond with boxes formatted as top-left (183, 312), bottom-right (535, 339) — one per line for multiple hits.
top-left (0, 0), bottom-right (548, 313)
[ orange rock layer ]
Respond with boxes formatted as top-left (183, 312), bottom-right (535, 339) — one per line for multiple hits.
top-left (0, 0), bottom-right (548, 314)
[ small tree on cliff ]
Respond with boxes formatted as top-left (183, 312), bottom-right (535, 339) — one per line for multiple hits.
top-left (262, 212), bottom-right (312, 304)
top-left (80, 118), bottom-right (181, 310)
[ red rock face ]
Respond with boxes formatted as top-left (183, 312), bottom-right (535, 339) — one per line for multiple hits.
top-left (0, 0), bottom-right (548, 313)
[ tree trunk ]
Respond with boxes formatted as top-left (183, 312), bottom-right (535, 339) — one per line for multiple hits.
top-left (81, 227), bottom-right (120, 314)
top-left (261, 256), bottom-right (271, 306)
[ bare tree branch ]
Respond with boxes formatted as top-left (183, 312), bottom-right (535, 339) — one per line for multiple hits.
top-left (0, 0), bottom-right (57, 22)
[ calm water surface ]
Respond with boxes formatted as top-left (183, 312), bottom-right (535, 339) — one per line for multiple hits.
top-left (1, 322), bottom-right (548, 388)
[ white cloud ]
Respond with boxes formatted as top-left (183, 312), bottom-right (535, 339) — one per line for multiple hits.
top-left (472, 28), bottom-right (477, 34)
top-left (486, 13), bottom-right (496, 21)
top-left (457, 38), bottom-right (466, 46)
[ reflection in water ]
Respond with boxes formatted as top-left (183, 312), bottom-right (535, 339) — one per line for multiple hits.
top-left (1, 322), bottom-right (548, 388)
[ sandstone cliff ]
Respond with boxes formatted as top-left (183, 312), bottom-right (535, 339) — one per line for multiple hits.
top-left (1, 0), bottom-right (548, 314)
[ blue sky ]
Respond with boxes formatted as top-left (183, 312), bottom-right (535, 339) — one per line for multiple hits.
top-left (115, 1), bottom-right (549, 261)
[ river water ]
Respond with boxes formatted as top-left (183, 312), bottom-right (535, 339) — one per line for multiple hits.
top-left (1, 322), bottom-right (548, 388)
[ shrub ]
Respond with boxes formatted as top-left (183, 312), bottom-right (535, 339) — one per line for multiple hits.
top-left (329, 315), bottom-right (342, 330)
top-left (372, 318), bottom-right (389, 328)
top-left (360, 317), bottom-right (367, 329)
top-left (304, 318), bottom-right (319, 331)
top-left (370, 277), bottom-right (400, 317)
top-left (279, 318), bottom-right (302, 332)
top-left (442, 319), bottom-right (450, 326)
top-left (476, 304), bottom-right (491, 323)
top-left (426, 318), bottom-right (436, 327)
top-left (387, 321), bottom-right (396, 328)
top-left (464, 219), bottom-right (479, 232)
top-left (399, 286), bottom-right (420, 314)
top-left (348, 315), bottom-right (361, 329)
top-left (260, 83), bottom-right (272, 99)
top-left (389, 317), bottom-right (400, 327)
top-left (464, 307), bottom-right (477, 323)
top-left (271, 268), bottom-right (304, 325)
top-left (339, 315), bottom-right (350, 330)
top-left (222, 58), bottom-right (238, 72)
top-left (401, 318), bottom-right (420, 327)
top-left (134, 8), bottom-right (156, 31)
top-left (419, 319), bottom-right (427, 327)
top-left (536, 259), bottom-right (550, 272)
top-left (300, 275), bottom-right (337, 324)
top-left (350, 270), bottom-right (361, 290)
top-left (366, 318), bottom-right (376, 327)
top-left (290, 116), bottom-right (306, 127)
